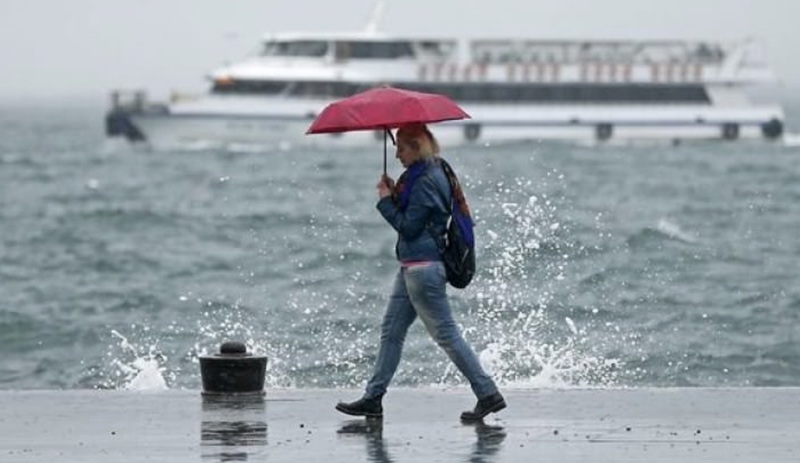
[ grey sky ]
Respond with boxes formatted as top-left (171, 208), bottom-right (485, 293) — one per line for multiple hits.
top-left (0, 0), bottom-right (797, 101)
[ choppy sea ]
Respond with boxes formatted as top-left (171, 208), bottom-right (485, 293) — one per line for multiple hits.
top-left (2, 95), bottom-right (799, 391)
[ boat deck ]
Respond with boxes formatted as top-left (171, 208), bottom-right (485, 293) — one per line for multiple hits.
top-left (1, 387), bottom-right (797, 462)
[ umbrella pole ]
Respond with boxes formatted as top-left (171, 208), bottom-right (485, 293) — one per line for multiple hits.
top-left (383, 128), bottom-right (388, 176)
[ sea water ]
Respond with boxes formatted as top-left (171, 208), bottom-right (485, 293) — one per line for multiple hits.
top-left (1, 96), bottom-right (799, 391)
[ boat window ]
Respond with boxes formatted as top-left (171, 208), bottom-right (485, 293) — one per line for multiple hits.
top-left (460, 85), bottom-right (486, 101)
top-left (213, 78), bottom-right (710, 104)
top-left (335, 41), bottom-right (414, 59)
top-left (416, 41), bottom-right (456, 60)
top-left (284, 81), bottom-right (365, 98)
top-left (409, 82), bottom-right (709, 104)
top-left (211, 80), bottom-right (289, 95)
top-left (472, 41), bottom-right (523, 64)
top-left (262, 40), bottom-right (329, 57)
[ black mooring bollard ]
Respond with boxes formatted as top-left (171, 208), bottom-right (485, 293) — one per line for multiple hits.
top-left (199, 341), bottom-right (268, 395)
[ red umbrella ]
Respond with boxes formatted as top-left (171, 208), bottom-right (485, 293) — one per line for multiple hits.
top-left (306, 86), bottom-right (470, 174)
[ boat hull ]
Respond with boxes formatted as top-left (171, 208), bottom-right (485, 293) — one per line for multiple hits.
top-left (127, 103), bottom-right (785, 149)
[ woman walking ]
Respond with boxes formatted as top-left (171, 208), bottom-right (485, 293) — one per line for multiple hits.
top-left (335, 123), bottom-right (505, 422)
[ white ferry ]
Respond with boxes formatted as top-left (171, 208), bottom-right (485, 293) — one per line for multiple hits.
top-left (106, 4), bottom-right (785, 147)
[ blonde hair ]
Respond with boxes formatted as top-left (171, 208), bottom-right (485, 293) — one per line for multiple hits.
top-left (396, 123), bottom-right (440, 160)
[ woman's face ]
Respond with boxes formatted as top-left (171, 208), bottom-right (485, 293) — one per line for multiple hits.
top-left (395, 137), bottom-right (420, 168)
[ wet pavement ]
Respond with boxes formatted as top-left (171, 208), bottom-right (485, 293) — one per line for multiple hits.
top-left (0, 387), bottom-right (798, 462)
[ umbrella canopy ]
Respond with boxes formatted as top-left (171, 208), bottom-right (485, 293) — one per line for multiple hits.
top-left (306, 86), bottom-right (470, 134)
top-left (306, 86), bottom-right (470, 174)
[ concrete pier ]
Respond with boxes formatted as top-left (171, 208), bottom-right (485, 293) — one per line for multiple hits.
top-left (0, 388), bottom-right (797, 462)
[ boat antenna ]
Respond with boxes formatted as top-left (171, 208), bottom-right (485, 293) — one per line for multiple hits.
top-left (363, 0), bottom-right (385, 34)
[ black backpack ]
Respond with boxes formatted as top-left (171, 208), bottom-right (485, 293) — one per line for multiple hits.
top-left (429, 160), bottom-right (476, 289)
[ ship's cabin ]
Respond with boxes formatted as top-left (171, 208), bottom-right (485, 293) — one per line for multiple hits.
top-left (256, 36), bottom-right (730, 66)
top-left (258, 36), bottom-right (456, 62)
top-left (209, 36), bottom-right (749, 104)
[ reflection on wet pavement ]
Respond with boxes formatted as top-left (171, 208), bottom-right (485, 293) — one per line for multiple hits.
top-left (336, 418), bottom-right (507, 463)
top-left (468, 422), bottom-right (507, 463)
top-left (201, 395), bottom-right (267, 462)
top-left (337, 418), bottom-right (393, 463)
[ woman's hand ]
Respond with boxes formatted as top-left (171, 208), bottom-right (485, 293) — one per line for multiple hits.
top-left (377, 175), bottom-right (394, 199)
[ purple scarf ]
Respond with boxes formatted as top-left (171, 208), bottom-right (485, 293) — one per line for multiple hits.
top-left (392, 160), bottom-right (428, 211)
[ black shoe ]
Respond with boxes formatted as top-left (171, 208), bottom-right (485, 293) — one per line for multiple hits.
top-left (335, 395), bottom-right (383, 418)
top-left (460, 392), bottom-right (506, 422)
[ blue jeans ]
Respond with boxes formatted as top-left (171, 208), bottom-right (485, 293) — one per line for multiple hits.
top-left (365, 262), bottom-right (498, 399)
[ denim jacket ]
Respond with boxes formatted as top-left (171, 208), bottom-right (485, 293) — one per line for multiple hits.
top-left (376, 159), bottom-right (450, 263)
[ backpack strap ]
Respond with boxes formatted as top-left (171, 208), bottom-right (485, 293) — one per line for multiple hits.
top-left (426, 161), bottom-right (454, 252)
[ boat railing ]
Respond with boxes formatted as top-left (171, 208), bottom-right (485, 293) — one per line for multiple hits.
top-left (108, 90), bottom-right (169, 114)
top-left (109, 89), bottom-right (148, 111)
top-left (466, 39), bottom-right (768, 70)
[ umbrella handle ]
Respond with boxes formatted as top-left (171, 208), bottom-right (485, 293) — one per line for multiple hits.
top-left (383, 128), bottom-right (396, 176)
